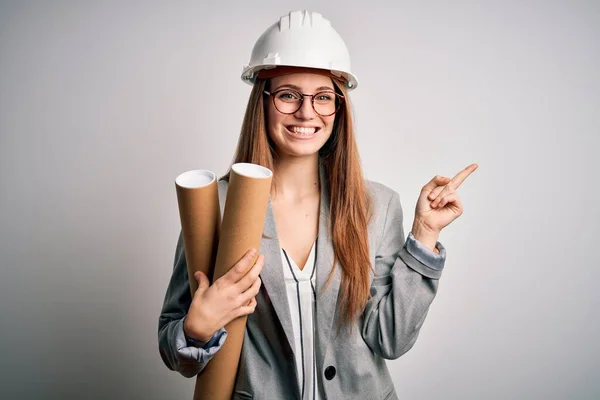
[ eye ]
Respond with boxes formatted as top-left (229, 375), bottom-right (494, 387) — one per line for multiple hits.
top-left (315, 92), bottom-right (334, 102)
top-left (275, 90), bottom-right (301, 102)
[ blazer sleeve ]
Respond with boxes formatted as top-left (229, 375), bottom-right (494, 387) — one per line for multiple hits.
top-left (157, 231), bottom-right (227, 378)
top-left (361, 191), bottom-right (447, 359)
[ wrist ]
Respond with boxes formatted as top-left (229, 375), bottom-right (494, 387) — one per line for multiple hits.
top-left (183, 316), bottom-right (212, 343)
top-left (411, 220), bottom-right (440, 252)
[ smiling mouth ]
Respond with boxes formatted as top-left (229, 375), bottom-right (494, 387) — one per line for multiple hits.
top-left (286, 126), bottom-right (320, 135)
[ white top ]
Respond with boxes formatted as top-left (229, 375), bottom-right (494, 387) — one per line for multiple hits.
top-left (281, 240), bottom-right (319, 400)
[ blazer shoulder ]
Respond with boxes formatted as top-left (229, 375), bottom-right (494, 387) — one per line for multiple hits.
top-left (365, 179), bottom-right (399, 210)
top-left (364, 179), bottom-right (404, 240)
top-left (364, 180), bottom-right (405, 257)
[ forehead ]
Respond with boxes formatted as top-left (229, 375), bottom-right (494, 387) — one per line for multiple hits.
top-left (270, 72), bottom-right (334, 91)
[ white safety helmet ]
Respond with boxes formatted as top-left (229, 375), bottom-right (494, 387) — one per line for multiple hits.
top-left (241, 10), bottom-right (358, 90)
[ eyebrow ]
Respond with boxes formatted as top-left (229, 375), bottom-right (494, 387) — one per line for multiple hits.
top-left (273, 84), bottom-right (335, 92)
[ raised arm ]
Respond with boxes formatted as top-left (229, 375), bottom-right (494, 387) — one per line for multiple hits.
top-left (362, 192), bottom-right (446, 359)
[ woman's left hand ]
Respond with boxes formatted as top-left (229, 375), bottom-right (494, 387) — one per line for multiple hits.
top-left (412, 163), bottom-right (478, 238)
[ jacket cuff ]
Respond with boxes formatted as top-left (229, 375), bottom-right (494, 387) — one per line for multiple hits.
top-left (176, 318), bottom-right (227, 361)
top-left (397, 232), bottom-right (446, 279)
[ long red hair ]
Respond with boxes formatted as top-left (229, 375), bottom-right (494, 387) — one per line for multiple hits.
top-left (222, 78), bottom-right (372, 326)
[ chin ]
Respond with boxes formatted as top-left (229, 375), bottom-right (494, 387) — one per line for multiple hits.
top-left (283, 147), bottom-right (321, 158)
top-left (276, 142), bottom-right (324, 158)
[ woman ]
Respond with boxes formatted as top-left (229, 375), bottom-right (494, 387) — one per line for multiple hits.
top-left (159, 10), bottom-right (477, 399)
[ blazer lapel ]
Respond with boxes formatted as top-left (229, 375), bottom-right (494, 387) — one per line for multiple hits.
top-left (258, 197), bottom-right (296, 353)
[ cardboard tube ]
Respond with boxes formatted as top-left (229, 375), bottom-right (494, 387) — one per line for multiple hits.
top-left (175, 170), bottom-right (221, 294)
top-left (194, 163), bottom-right (273, 400)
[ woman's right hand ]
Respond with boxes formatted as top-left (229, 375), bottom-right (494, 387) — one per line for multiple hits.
top-left (183, 248), bottom-right (264, 342)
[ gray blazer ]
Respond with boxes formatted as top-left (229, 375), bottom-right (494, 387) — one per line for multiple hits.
top-left (158, 169), bottom-right (447, 400)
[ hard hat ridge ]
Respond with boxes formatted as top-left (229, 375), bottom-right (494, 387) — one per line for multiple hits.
top-left (279, 10), bottom-right (327, 30)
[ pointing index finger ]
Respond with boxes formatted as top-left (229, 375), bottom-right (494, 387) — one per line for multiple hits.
top-left (450, 163), bottom-right (478, 189)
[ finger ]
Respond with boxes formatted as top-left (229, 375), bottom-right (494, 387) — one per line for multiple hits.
top-left (221, 248), bottom-right (258, 284)
top-left (244, 276), bottom-right (262, 299)
top-left (238, 276), bottom-right (262, 307)
top-left (422, 175), bottom-right (451, 194)
top-left (436, 192), bottom-right (460, 209)
top-left (444, 194), bottom-right (464, 217)
top-left (237, 297), bottom-right (258, 317)
top-left (194, 271), bottom-right (210, 293)
top-left (427, 182), bottom-right (448, 201)
top-left (449, 163), bottom-right (478, 189)
top-left (432, 186), bottom-right (455, 207)
top-left (235, 254), bottom-right (265, 292)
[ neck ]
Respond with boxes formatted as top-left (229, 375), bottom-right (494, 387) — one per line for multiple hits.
top-left (272, 153), bottom-right (320, 200)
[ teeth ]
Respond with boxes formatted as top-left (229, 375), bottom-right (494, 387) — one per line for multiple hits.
top-left (290, 126), bottom-right (316, 135)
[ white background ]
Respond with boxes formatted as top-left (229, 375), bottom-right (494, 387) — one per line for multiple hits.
top-left (1, 1), bottom-right (598, 399)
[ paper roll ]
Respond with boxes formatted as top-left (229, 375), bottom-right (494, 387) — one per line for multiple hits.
top-left (194, 163), bottom-right (273, 400)
top-left (175, 170), bottom-right (221, 295)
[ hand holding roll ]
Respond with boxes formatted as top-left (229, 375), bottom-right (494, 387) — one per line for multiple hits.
top-left (184, 249), bottom-right (265, 342)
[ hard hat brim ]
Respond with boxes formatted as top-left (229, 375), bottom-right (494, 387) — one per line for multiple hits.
top-left (242, 65), bottom-right (358, 90)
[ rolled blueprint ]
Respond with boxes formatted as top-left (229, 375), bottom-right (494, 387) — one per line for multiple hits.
top-left (194, 163), bottom-right (273, 400)
top-left (175, 170), bottom-right (221, 294)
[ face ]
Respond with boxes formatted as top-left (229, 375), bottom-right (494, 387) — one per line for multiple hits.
top-left (266, 72), bottom-right (337, 159)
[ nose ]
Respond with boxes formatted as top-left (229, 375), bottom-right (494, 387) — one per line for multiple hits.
top-left (294, 96), bottom-right (317, 119)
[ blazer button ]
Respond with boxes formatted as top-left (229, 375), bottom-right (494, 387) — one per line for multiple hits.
top-left (324, 366), bottom-right (336, 380)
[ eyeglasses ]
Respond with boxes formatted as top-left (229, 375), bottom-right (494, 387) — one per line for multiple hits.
top-left (264, 88), bottom-right (345, 117)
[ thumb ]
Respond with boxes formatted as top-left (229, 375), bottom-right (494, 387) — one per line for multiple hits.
top-left (194, 271), bottom-right (209, 292)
